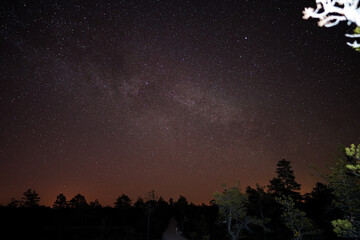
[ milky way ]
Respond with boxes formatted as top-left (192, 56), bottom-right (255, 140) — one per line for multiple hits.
top-left (0, 0), bottom-right (359, 206)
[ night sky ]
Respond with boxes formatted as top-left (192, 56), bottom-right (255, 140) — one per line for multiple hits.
top-left (1, 0), bottom-right (359, 207)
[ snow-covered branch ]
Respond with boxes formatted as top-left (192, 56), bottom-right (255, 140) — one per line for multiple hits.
top-left (303, 0), bottom-right (360, 49)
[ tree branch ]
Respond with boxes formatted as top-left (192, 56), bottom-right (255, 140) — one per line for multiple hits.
top-left (303, 0), bottom-right (360, 49)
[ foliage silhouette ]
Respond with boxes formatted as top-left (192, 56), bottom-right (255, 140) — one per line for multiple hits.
top-left (22, 188), bottom-right (40, 208)
top-left (53, 193), bottom-right (68, 209)
top-left (69, 194), bottom-right (88, 208)
top-left (268, 159), bottom-right (301, 200)
top-left (114, 194), bottom-right (132, 209)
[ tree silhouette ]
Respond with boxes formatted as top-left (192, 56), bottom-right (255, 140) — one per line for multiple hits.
top-left (114, 194), bottom-right (132, 209)
top-left (69, 194), bottom-right (88, 208)
top-left (7, 198), bottom-right (21, 208)
top-left (22, 189), bottom-right (40, 208)
top-left (134, 196), bottom-right (145, 209)
top-left (89, 199), bottom-right (102, 208)
top-left (169, 198), bottom-right (175, 207)
top-left (53, 193), bottom-right (68, 209)
top-left (157, 196), bottom-right (168, 208)
top-left (246, 184), bottom-right (271, 240)
top-left (268, 159), bottom-right (301, 200)
top-left (175, 195), bottom-right (189, 233)
top-left (304, 182), bottom-right (335, 231)
top-left (145, 190), bottom-right (158, 240)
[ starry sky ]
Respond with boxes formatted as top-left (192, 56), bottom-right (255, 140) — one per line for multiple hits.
top-left (0, 0), bottom-right (359, 207)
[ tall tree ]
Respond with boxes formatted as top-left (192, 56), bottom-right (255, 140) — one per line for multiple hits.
top-left (89, 199), bottom-right (102, 208)
top-left (303, 182), bottom-right (336, 238)
top-left (134, 196), bottom-right (145, 209)
top-left (268, 159), bottom-right (301, 200)
top-left (53, 193), bottom-right (68, 209)
top-left (175, 195), bottom-right (189, 233)
top-left (114, 194), bottom-right (132, 209)
top-left (69, 194), bottom-right (88, 208)
top-left (145, 190), bottom-right (158, 240)
top-left (246, 184), bottom-right (271, 240)
top-left (328, 147), bottom-right (360, 238)
top-left (157, 196), bottom-right (168, 209)
top-left (22, 189), bottom-right (40, 208)
top-left (213, 184), bottom-right (254, 240)
top-left (276, 196), bottom-right (317, 240)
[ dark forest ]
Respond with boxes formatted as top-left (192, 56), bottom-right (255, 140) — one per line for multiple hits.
top-left (2, 145), bottom-right (360, 240)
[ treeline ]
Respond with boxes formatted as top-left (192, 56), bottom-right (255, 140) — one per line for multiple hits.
top-left (1, 145), bottom-right (360, 240)
top-left (1, 190), bottom-right (221, 240)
